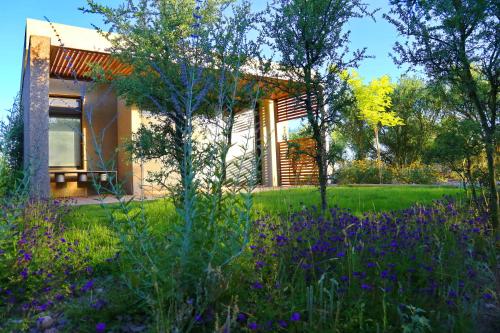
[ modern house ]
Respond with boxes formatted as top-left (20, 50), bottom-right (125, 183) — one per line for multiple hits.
top-left (21, 19), bottom-right (319, 198)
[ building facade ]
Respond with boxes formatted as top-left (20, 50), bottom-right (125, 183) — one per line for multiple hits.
top-left (21, 19), bottom-right (319, 198)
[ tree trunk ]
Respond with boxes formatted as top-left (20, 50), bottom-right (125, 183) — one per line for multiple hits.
top-left (465, 157), bottom-right (479, 209)
top-left (484, 134), bottom-right (499, 229)
top-left (374, 127), bottom-right (382, 184)
top-left (315, 129), bottom-right (328, 212)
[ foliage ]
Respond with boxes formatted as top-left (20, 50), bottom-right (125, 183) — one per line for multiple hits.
top-left (335, 159), bottom-right (395, 184)
top-left (1, 186), bottom-right (475, 331)
top-left (343, 70), bottom-right (401, 129)
top-left (76, 1), bottom-right (262, 331)
top-left (394, 163), bottom-right (442, 185)
top-left (343, 70), bottom-right (403, 183)
top-left (0, 93), bottom-right (24, 183)
top-left (385, 0), bottom-right (499, 228)
top-left (0, 158), bottom-right (10, 196)
top-left (381, 77), bottom-right (443, 166)
top-left (337, 104), bottom-right (374, 160)
top-left (334, 160), bottom-right (441, 185)
top-left (262, 0), bottom-right (373, 210)
top-left (241, 198), bottom-right (497, 332)
top-left (0, 180), bottom-right (95, 331)
top-left (326, 130), bottom-right (349, 167)
top-left (426, 117), bottom-right (487, 203)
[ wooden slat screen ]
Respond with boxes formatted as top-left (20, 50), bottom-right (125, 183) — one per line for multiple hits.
top-left (50, 46), bottom-right (132, 80)
top-left (278, 138), bottom-right (319, 186)
top-left (276, 94), bottom-right (317, 123)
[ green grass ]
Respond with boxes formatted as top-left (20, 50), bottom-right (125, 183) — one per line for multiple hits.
top-left (253, 185), bottom-right (463, 216)
top-left (66, 185), bottom-right (462, 267)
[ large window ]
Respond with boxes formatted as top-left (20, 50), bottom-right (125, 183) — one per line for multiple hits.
top-left (48, 96), bottom-right (82, 168)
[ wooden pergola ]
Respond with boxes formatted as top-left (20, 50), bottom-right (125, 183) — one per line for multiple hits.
top-left (49, 45), bottom-right (132, 80)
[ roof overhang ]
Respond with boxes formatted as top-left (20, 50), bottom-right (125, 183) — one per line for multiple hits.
top-left (50, 46), bottom-right (132, 80)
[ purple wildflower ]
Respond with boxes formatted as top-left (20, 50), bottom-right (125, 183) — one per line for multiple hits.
top-left (96, 322), bottom-right (106, 332)
top-left (81, 279), bottom-right (94, 292)
top-left (251, 281), bottom-right (263, 290)
top-left (248, 322), bottom-right (258, 330)
top-left (236, 313), bottom-right (247, 323)
top-left (290, 312), bottom-right (300, 321)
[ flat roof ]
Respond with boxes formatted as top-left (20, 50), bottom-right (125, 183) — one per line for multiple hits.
top-left (25, 18), bottom-right (112, 53)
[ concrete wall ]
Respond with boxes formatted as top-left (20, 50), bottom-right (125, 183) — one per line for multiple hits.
top-left (22, 35), bottom-right (50, 198)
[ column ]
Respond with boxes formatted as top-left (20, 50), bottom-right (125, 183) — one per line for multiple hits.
top-left (23, 35), bottom-right (50, 198)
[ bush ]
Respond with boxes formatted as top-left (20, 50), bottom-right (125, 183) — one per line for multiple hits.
top-left (0, 94), bottom-right (24, 195)
top-left (0, 94), bottom-right (23, 172)
top-left (335, 160), bottom-right (441, 184)
top-left (335, 160), bottom-right (394, 184)
top-left (238, 198), bottom-right (497, 332)
top-left (394, 162), bottom-right (440, 184)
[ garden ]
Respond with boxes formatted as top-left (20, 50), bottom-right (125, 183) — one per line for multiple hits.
top-left (1, 0), bottom-right (499, 332)
top-left (0, 186), bottom-right (498, 332)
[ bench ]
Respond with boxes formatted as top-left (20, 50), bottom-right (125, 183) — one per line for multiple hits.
top-left (49, 170), bottom-right (117, 184)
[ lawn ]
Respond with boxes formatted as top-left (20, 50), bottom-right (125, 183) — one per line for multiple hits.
top-left (252, 185), bottom-right (462, 216)
top-left (74, 185), bottom-right (463, 219)
top-left (66, 185), bottom-right (463, 265)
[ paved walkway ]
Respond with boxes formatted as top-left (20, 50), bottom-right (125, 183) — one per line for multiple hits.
top-left (69, 195), bottom-right (160, 206)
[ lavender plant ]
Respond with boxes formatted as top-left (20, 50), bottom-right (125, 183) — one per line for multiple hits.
top-left (239, 198), bottom-right (498, 332)
top-left (0, 176), bottom-right (93, 332)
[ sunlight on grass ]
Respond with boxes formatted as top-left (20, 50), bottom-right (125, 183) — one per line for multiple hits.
top-left (252, 185), bottom-right (462, 216)
top-left (67, 186), bottom-right (463, 267)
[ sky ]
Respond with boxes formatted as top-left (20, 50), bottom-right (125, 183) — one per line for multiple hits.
top-left (0, 0), bottom-right (406, 120)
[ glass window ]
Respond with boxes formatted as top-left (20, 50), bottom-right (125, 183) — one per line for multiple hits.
top-left (277, 117), bottom-right (311, 141)
top-left (48, 97), bottom-right (82, 167)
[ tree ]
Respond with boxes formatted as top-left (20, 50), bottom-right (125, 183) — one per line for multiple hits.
top-left (84, 0), bottom-right (234, 197)
top-left (0, 94), bottom-right (23, 172)
top-left (381, 77), bottom-right (442, 167)
top-left (339, 106), bottom-right (374, 161)
top-left (263, 0), bottom-right (372, 211)
top-left (426, 117), bottom-right (485, 205)
top-left (386, 0), bottom-right (499, 228)
top-left (344, 70), bottom-right (403, 183)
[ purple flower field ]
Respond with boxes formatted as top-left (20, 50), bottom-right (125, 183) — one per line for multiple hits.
top-left (1, 196), bottom-right (498, 332)
top-left (238, 197), bottom-right (498, 332)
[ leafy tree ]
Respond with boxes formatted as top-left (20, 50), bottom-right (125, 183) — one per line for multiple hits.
top-left (426, 117), bottom-right (484, 204)
top-left (386, 0), bottom-right (499, 228)
top-left (0, 94), bottom-right (23, 172)
top-left (83, 0), bottom-right (261, 200)
top-left (344, 70), bottom-right (403, 183)
top-left (381, 76), bottom-right (442, 167)
top-left (263, 0), bottom-right (373, 210)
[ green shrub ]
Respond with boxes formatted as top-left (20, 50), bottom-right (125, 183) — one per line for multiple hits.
top-left (335, 160), bottom-right (394, 184)
top-left (395, 163), bottom-right (440, 184)
top-left (335, 160), bottom-right (441, 185)
top-left (0, 94), bottom-right (23, 172)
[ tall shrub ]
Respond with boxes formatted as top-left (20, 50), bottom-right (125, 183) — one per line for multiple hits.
top-left (55, 0), bottom-right (266, 330)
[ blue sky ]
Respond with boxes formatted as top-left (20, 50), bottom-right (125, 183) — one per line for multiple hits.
top-left (0, 0), bottom-right (406, 119)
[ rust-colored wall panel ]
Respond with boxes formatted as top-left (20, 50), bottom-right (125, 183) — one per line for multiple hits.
top-left (277, 138), bottom-right (319, 186)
